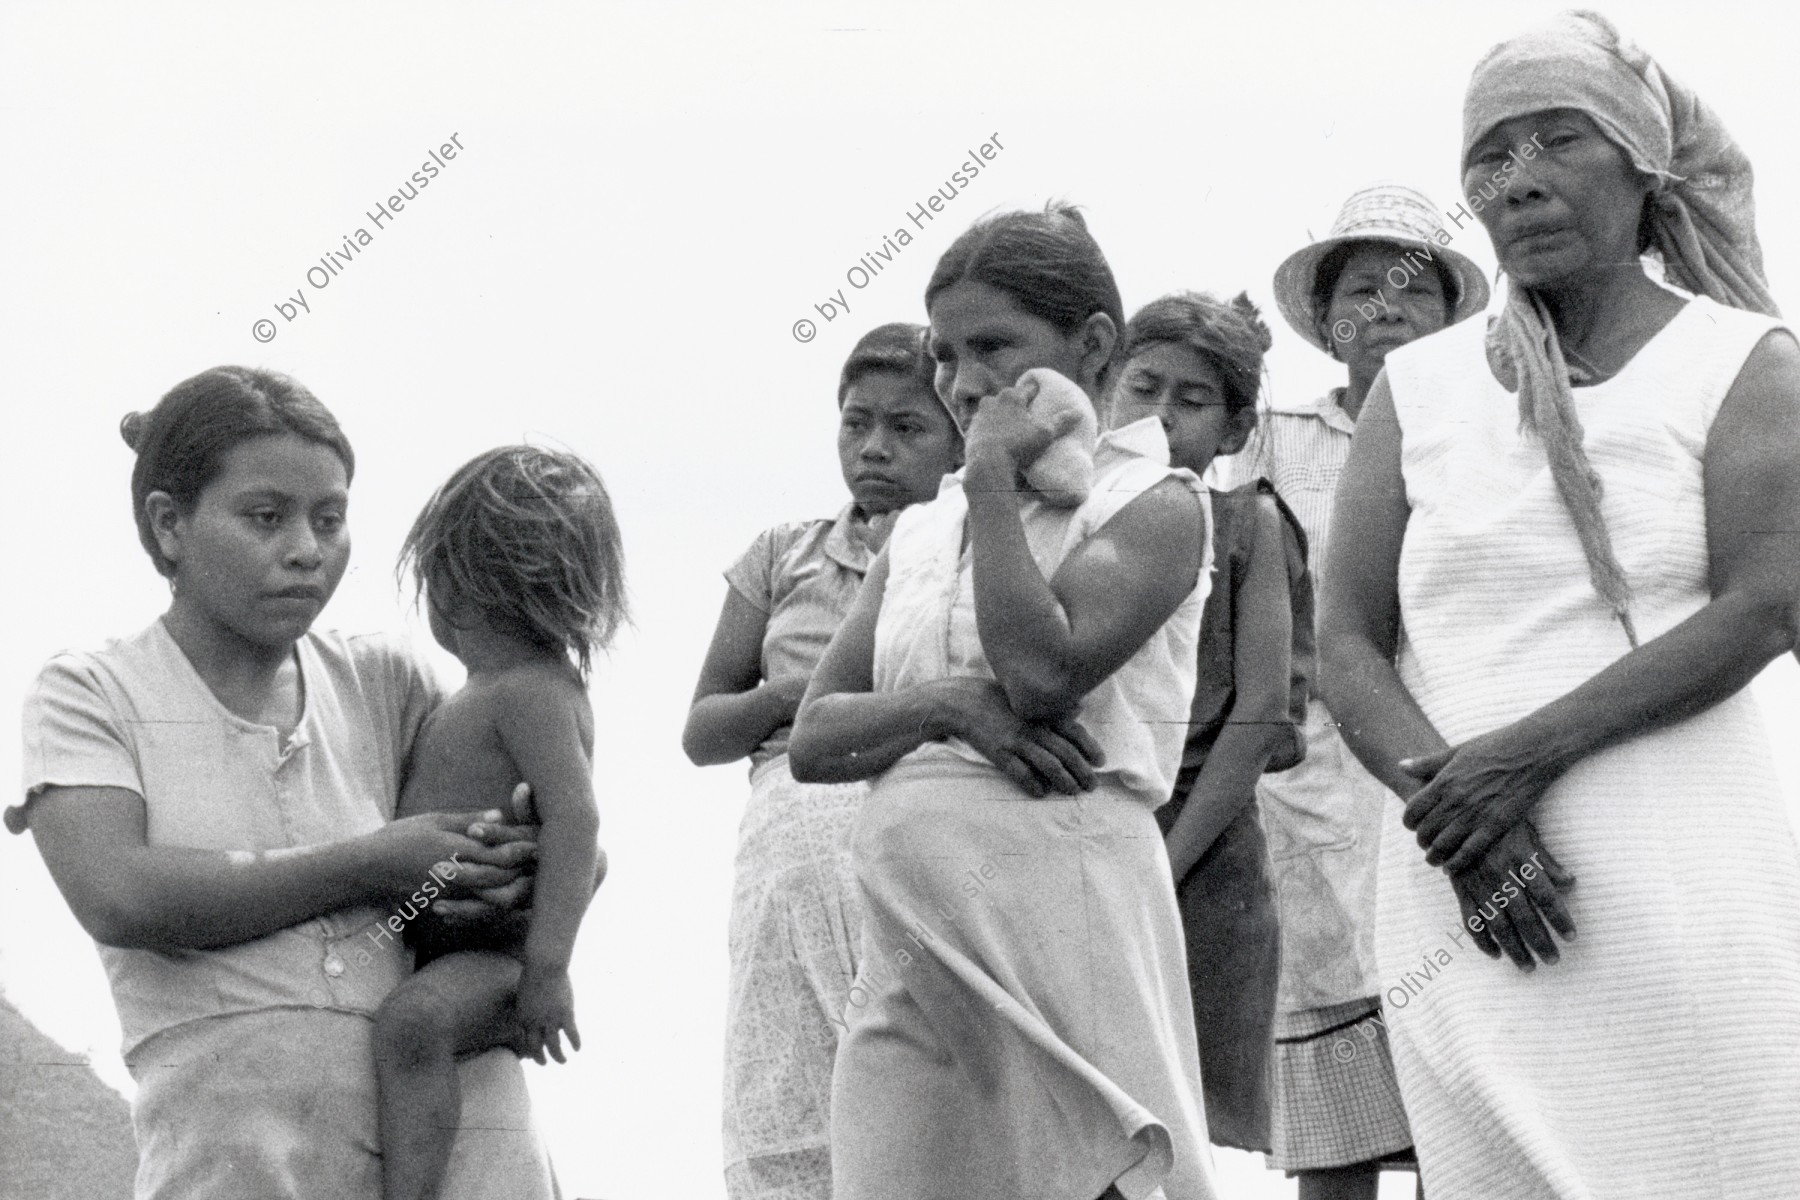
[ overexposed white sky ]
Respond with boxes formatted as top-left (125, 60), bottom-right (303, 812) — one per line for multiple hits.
top-left (3, 4), bottom-right (1797, 1198)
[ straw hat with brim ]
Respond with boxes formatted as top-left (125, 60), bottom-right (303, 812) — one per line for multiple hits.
top-left (1272, 183), bottom-right (1490, 353)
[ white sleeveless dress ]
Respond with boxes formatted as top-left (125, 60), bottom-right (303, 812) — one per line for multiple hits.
top-left (1377, 295), bottom-right (1800, 1198)
top-left (829, 417), bottom-right (1221, 1200)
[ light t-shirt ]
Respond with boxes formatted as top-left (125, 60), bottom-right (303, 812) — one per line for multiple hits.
top-left (725, 502), bottom-right (883, 772)
top-left (16, 619), bottom-right (440, 1057)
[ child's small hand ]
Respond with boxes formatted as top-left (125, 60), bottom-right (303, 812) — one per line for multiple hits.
top-left (514, 967), bottom-right (581, 1066)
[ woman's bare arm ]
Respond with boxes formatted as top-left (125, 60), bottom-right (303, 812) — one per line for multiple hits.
top-left (1316, 373), bottom-right (1450, 791)
top-left (965, 465), bottom-right (1205, 723)
top-left (25, 789), bottom-right (531, 953)
top-left (682, 587), bottom-right (803, 767)
top-left (789, 551), bottom-right (1102, 795)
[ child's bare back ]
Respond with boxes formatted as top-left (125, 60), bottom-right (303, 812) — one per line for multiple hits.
top-left (397, 661), bottom-right (594, 955)
top-left (376, 444), bottom-right (624, 1200)
top-left (400, 662), bottom-right (597, 827)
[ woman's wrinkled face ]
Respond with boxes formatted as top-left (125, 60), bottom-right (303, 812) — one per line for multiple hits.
top-left (927, 280), bottom-right (1090, 431)
top-left (1108, 342), bottom-right (1253, 474)
top-left (1466, 107), bottom-right (1654, 289)
top-left (152, 433), bottom-right (350, 651)
top-left (837, 371), bottom-right (963, 515)
top-left (1318, 242), bottom-right (1453, 373)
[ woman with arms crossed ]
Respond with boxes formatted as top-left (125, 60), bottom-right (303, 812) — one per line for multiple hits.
top-left (684, 323), bottom-right (961, 1200)
top-left (792, 206), bottom-right (1219, 1200)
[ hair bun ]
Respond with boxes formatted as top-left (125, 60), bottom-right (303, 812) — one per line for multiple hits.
top-left (119, 411), bottom-right (146, 451)
top-left (1229, 292), bottom-right (1276, 354)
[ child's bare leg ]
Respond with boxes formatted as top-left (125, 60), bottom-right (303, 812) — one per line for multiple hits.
top-left (373, 950), bottom-right (522, 1200)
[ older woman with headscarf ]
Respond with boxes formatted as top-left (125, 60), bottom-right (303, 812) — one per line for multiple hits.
top-left (1321, 10), bottom-right (1800, 1199)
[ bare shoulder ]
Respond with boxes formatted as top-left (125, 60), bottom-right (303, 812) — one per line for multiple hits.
top-left (485, 661), bottom-right (595, 758)
top-left (1726, 327), bottom-right (1800, 411)
top-left (1114, 474), bottom-right (1204, 534)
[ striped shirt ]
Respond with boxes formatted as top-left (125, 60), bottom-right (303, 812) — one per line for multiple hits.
top-left (1220, 388), bottom-right (1358, 597)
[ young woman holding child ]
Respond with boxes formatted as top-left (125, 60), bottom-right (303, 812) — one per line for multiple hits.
top-left (684, 323), bottom-right (962, 1200)
top-left (790, 206), bottom-right (1220, 1200)
top-left (8, 367), bottom-right (577, 1199)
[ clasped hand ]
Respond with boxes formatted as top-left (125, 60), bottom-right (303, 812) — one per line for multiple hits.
top-left (933, 677), bottom-right (1103, 797)
top-left (1401, 729), bottom-right (1566, 873)
top-left (378, 782), bottom-right (541, 922)
top-left (1402, 736), bottom-right (1578, 970)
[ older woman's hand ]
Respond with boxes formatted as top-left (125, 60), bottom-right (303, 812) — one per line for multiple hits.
top-left (932, 676), bottom-right (1103, 797)
top-left (1448, 820), bottom-right (1576, 971)
top-left (1400, 728), bottom-right (1568, 873)
top-left (963, 376), bottom-right (1084, 484)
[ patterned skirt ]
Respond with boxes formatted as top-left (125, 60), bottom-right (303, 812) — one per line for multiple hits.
top-left (1268, 999), bottom-right (1413, 1171)
top-left (722, 757), bottom-right (866, 1200)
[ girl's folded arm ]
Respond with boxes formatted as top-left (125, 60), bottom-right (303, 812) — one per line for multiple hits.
top-left (26, 785), bottom-right (523, 953)
top-left (682, 587), bottom-right (796, 767)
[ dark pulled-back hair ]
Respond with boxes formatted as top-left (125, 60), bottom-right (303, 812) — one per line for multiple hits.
top-left (1309, 239), bottom-right (1461, 330)
top-left (399, 445), bottom-right (628, 681)
top-left (1122, 291), bottom-right (1273, 417)
top-left (925, 203), bottom-right (1126, 368)
top-left (121, 366), bottom-right (354, 578)
top-left (837, 322), bottom-right (937, 408)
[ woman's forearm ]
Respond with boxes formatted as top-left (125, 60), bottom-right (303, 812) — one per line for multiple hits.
top-left (1508, 590), bottom-right (1794, 776)
top-left (92, 837), bottom-right (389, 952)
top-left (682, 683), bottom-right (799, 766)
top-left (964, 453), bottom-right (1082, 720)
top-left (1320, 635), bottom-right (1449, 797)
top-left (788, 686), bottom-right (949, 782)
top-left (30, 786), bottom-right (525, 954)
top-left (1164, 723), bottom-right (1280, 881)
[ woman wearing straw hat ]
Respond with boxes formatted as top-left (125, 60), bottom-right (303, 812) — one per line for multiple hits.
top-left (1252, 182), bottom-right (1488, 1200)
top-left (1322, 12), bottom-right (1800, 1198)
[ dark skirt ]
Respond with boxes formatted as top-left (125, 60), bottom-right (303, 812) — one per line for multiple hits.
top-left (1165, 802), bottom-right (1280, 1152)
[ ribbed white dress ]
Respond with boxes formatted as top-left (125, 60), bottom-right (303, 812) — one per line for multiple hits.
top-left (1377, 295), bottom-right (1800, 1199)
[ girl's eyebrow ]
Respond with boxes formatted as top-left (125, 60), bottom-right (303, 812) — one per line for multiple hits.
top-left (231, 485), bottom-right (349, 505)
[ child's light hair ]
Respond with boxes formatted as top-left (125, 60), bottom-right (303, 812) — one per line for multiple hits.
top-left (400, 445), bottom-right (628, 680)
